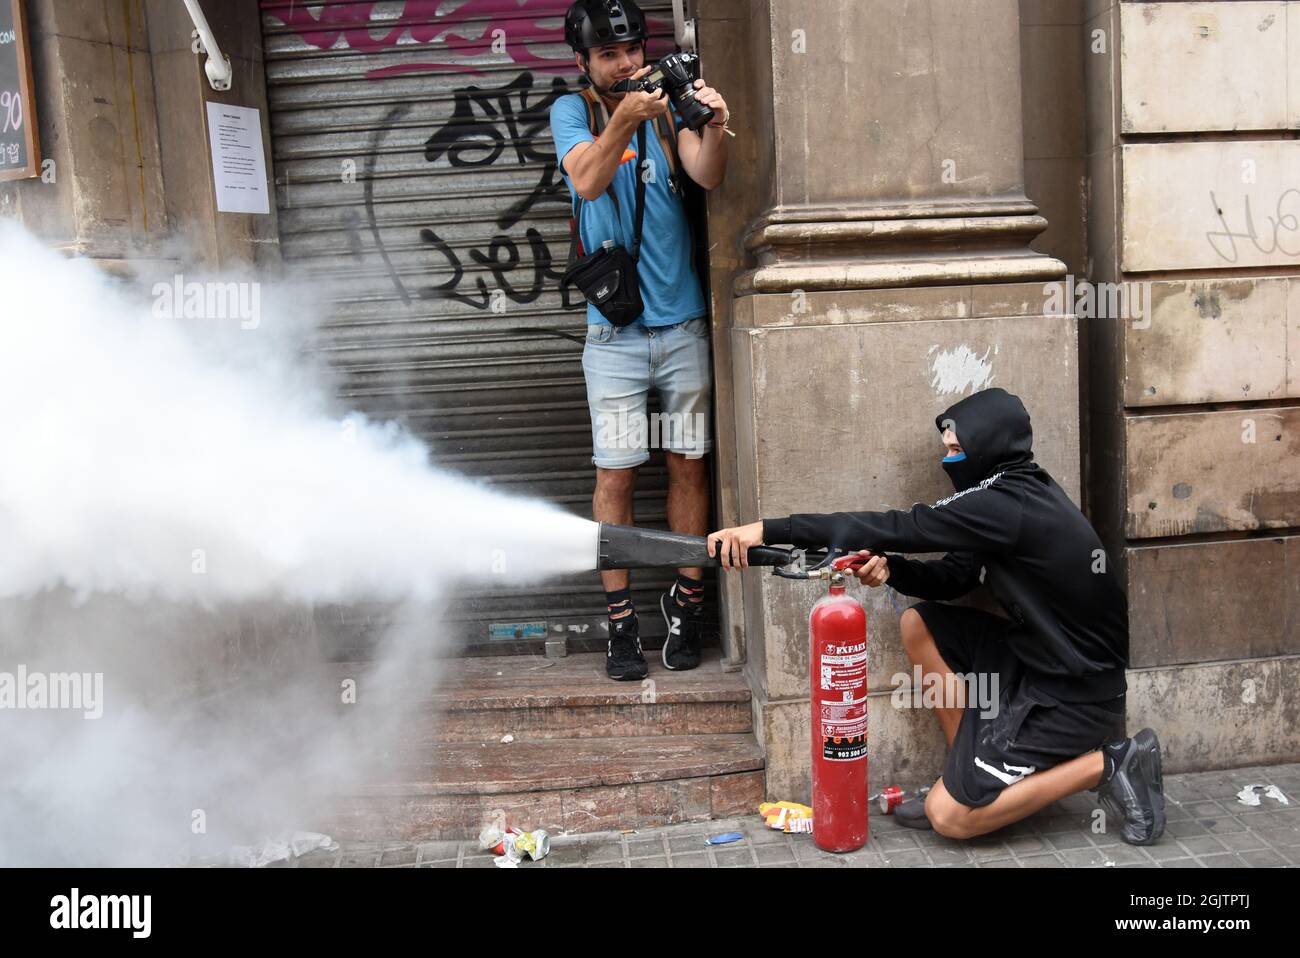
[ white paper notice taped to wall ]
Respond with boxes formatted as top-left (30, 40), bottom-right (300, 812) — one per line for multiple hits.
top-left (206, 102), bottom-right (270, 214)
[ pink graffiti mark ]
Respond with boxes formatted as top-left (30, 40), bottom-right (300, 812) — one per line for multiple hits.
top-left (261, 0), bottom-right (672, 78)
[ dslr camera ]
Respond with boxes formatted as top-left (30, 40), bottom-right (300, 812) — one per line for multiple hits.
top-left (609, 53), bottom-right (714, 131)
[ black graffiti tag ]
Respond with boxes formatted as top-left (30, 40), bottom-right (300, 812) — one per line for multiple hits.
top-left (420, 72), bottom-right (579, 310)
top-left (366, 102), bottom-right (415, 305)
top-left (419, 225), bottom-right (563, 309)
top-left (425, 70), bottom-right (574, 231)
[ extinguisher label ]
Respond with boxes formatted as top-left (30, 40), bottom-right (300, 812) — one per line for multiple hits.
top-left (820, 642), bottom-right (867, 762)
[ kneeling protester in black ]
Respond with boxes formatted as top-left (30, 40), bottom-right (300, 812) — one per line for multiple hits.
top-left (714, 387), bottom-right (1165, 845)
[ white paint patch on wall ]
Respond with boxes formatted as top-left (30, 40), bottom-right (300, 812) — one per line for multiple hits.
top-left (928, 344), bottom-right (996, 396)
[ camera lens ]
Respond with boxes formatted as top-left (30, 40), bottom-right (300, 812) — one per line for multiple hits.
top-left (658, 55), bottom-right (714, 131)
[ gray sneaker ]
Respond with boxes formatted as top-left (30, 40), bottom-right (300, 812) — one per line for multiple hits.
top-left (1095, 728), bottom-right (1166, 845)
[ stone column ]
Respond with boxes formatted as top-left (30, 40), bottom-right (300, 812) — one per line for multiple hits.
top-left (738, 0), bottom-right (1064, 294)
top-left (700, 0), bottom-right (1078, 800)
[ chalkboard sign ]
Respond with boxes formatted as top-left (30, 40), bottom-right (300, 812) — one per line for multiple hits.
top-left (0, 0), bottom-right (39, 181)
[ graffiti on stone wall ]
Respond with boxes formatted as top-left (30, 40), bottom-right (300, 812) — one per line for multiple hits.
top-left (1205, 189), bottom-right (1300, 264)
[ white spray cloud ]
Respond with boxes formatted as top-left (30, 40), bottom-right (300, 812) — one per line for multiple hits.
top-left (0, 223), bottom-right (596, 602)
top-left (0, 222), bottom-right (597, 865)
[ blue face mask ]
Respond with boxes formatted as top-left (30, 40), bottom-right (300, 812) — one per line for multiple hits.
top-left (941, 449), bottom-right (980, 492)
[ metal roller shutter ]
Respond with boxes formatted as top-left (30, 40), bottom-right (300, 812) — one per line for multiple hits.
top-left (259, 0), bottom-right (714, 655)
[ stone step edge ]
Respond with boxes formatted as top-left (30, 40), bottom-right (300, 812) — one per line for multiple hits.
top-left (347, 734), bottom-right (766, 797)
top-left (421, 687), bottom-right (752, 710)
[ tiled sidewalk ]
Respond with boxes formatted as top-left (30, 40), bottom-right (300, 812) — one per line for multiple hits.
top-left (293, 762), bottom-right (1300, 869)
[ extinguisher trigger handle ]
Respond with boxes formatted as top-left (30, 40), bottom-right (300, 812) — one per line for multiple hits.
top-left (771, 548), bottom-right (870, 580)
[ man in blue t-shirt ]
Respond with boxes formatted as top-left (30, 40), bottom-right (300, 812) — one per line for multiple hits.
top-left (554, 0), bottom-right (731, 681)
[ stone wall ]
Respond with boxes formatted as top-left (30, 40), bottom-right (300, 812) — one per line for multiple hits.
top-left (1084, 0), bottom-right (1300, 773)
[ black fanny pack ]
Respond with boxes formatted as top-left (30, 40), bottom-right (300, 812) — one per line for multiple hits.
top-left (561, 125), bottom-right (648, 329)
top-left (562, 241), bottom-right (643, 327)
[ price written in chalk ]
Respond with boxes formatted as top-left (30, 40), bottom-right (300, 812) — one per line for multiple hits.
top-left (0, 88), bottom-right (21, 132)
top-left (0, 0), bottom-right (40, 180)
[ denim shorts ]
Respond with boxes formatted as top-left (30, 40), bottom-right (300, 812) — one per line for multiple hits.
top-left (581, 317), bottom-right (714, 469)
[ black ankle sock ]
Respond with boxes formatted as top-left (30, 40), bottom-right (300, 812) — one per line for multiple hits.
top-left (672, 574), bottom-right (704, 613)
top-left (606, 588), bottom-right (635, 622)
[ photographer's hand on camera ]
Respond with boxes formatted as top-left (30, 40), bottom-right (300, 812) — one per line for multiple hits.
top-left (614, 65), bottom-right (670, 124)
top-left (691, 78), bottom-right (729, 130)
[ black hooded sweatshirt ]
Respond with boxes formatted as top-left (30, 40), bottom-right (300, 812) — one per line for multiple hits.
top-left (762, 387), bottom-right (1128, 703)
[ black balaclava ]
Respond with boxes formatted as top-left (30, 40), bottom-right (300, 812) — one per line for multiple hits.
top-left (934, 387), bottom-right (1035, 493)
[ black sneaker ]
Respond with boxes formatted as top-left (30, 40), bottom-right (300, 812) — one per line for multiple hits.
top-left (1095, 728), bottom-right (1166, 845)
top-left (660, 584), bottom-right (703, 671)
top-left (893, 798), bottom-right (933, 831)
top-left (605, 613), bottom-right (648, 681)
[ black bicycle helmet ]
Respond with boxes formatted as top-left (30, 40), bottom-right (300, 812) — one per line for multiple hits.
top-left (564, 0), bottom-right (648, 53)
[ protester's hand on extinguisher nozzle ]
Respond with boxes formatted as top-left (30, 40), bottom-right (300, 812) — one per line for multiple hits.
top-left (707, 521), bottom-right (765, 571)
top-left (853, 550), bottom-right (891, 587)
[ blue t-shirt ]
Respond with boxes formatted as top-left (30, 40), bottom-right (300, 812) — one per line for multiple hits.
top-left (550, 93), bottom-right (707, 328)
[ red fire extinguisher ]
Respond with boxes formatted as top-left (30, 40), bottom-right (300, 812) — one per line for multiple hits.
top-left (777, 551), bottom-right (870, 852)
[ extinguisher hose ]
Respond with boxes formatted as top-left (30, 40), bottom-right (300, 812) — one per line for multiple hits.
top-left (596, 522), bottom-right (797, 570)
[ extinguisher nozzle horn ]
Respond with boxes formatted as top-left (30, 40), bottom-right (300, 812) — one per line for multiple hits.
top-left (595, 523), bottom-right (797, 570)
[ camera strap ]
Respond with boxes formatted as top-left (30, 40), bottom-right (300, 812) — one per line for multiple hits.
top-left (630, 123), bottom-right (647, 258)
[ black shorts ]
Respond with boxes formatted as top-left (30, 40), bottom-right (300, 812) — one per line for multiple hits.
top-left (912, 601), bottom-right (1126, 808)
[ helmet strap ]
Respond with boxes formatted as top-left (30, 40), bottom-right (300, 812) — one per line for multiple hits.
top-left (579, 53), bottom-right (619, 100)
